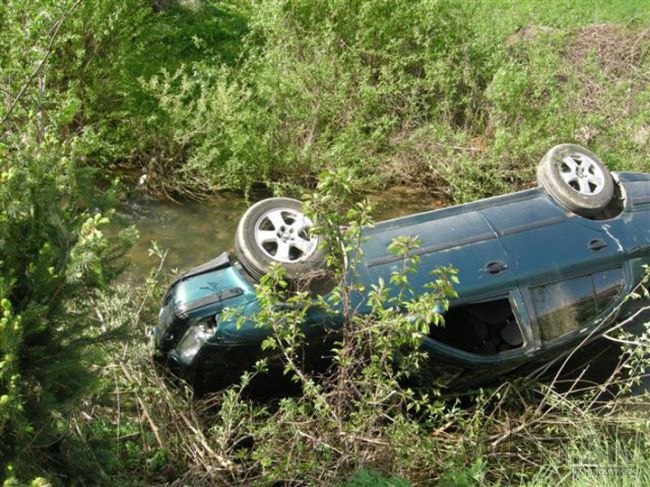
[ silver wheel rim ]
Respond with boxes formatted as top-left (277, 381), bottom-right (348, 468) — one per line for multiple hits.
top-left (557, 152), bottom-right (605, 196)
top-left (254, 208), bottom-right (318, 263)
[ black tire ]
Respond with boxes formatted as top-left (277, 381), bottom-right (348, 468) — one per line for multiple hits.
top-left (537, 144), bottom-right (614, 216)
top-left (234, 197), bottom-right (328, 283)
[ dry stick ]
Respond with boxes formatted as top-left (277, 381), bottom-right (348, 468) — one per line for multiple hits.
top-left (534, 294), bottom-right (650, 415)
top-left (602, 334), bottom-right (646, 346)
top-left (119, 362), bottom-right (165, 450)
top-left (113, 365), bottom-right (122, 456)
top-left (296, 430), bottom-right (343, 455)
top-left (585, 355), bottom-right (630, 412)
top-left (155, 371), bottom-right (234, 471)
top-left (133, 248), bottom-right (169, 331)
top-left (531, 306), bottom-right (646, 420)
top-left (0, 0), bottom-right (82, 127)
top-left (482, 381), bottom-right (513, 425)
top-left (590, 311), bottom-right (650, 412)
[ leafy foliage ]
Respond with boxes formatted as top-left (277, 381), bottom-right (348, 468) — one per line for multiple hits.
top-left (4, 1), bottom-right (647, 199)
top-left (0, 137), bottom-right (136, 482)
top-left (56, 0), bottom-right (650, 200)
top-left (1, 2), bottom-right (136, 482)
top-left (231, 168), bottom-right (460, 482)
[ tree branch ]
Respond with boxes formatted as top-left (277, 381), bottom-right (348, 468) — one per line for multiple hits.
top-left (0, 0), bottom-right (82, 128)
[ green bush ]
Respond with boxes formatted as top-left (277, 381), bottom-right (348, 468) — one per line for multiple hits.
top-left (1, 3), bottom-right (136, 482)
top-left (145, 0), bottom-right (500, 194)
top-left (0, 136), bottom-right (136, 483)
top-left (129, 1), bottom-right (648, 198)
top-left (6, 1), bottom-right (646, 199)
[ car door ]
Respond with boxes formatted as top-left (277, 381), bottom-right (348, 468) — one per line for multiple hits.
top-left (361, 206), bottom-right (527, 388)
top-left (363, 208), bottom-right (517, 301)
top-left (524, 266), bottom-right (628, 362)
top-left (480, 190), bottom-right (627, 287)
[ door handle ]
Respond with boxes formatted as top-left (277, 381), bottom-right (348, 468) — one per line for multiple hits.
top-left (588, 238), bottom-right (607, 251)
top-left (484, 260), bottom-right (508, 275)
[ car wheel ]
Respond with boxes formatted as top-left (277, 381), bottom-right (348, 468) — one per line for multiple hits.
top-left (537, 144), bottom-right (614, 217)
top-left (235, 197), bottom-right (328, 282)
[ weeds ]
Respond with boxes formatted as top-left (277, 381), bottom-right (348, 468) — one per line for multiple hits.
top-left (97, 273), bottom-right (649, 484)
top-left (5, 1), bottom-right (646, 200)
top-left (130, 1), bottom-right (650, 199)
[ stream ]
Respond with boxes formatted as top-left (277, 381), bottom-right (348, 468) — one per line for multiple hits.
top-left (120, 187), bottom-right (442, 282)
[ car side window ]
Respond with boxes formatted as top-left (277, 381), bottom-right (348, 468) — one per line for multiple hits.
top-left (428, 296), bottom-right (525, 355)
top-left (532, 276), bottom-right (597, 341)
top-left (594, 268), bottom-right (624, 311)
top-left (532, 268), bottom-right (624, 341)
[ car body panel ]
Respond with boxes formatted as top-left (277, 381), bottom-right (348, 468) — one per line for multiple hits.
top-left (154, 263), bottom-right (257, 353)
top-left (365, 209), bottom-right (518, 302)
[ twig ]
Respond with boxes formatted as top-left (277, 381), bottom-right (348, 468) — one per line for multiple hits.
top-left (339, 432), bottom-right (389, 447)
top-left (113, 365), bottom-right (122, 457)
top-left (0, 0), bottom-right (83, 127)
top-left (602, 333), bottom-right (645, 346)
top-left (134, 248), bottom-right (168, 328)
top-left (533, 294), bottom-right (649, 415)
top-left (297, 430), bottom-right (343, 455)
top-left (119, 362), bottom-right (165, 450)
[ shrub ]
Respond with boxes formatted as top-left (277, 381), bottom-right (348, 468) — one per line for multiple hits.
top-left (1, 3), bottom-right (136, 481)
top-left (0, 135), bottom-right (136, 483)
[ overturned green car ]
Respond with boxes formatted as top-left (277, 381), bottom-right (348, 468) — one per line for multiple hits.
top-left (152, 145), bottom-right (650, 392)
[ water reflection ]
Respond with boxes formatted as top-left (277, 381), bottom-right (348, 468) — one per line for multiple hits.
top-left (119, 195), bottom-right (248, 281)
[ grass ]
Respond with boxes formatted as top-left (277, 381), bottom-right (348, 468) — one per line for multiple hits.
top-left (477, 0), bottom-right (650, 27)
top-left (530, 425), bottom-right (650, 486)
